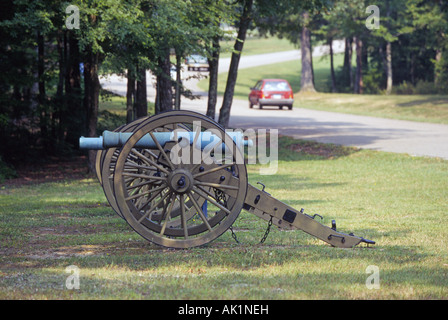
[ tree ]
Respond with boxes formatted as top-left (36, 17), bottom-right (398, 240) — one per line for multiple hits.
top-left (299, 11), bottom-right (316, 92)
top-left (257, 1), bottom-right (333, 95)
top-left (218, 0), bottom-right (254, 128)
top-left (370, 0), bottom-right (413, 94)
top-left (206, 35), bottom-right (221, 119)
top-left (218, 0), bottom-right (330, 128)
top-left (408, 0), bottom-right (448, 90)
top-left (70, 0), bottom-right (150, 170)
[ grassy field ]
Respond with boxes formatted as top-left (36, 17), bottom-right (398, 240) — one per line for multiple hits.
top-left (295, 93), bottom-right (448, 124)
top-left (1, 138), bottom-right (447, 300)
top-left (219, 36), bottom-right (298, 58)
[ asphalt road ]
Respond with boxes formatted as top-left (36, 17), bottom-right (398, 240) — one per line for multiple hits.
top-left (100, 40), bottom-right (448, 160)
top-left (181, 97), bottom-right (448, 160)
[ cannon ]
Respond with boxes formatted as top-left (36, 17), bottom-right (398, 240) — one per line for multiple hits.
top-left (80, 110), bottom-right (375, 249)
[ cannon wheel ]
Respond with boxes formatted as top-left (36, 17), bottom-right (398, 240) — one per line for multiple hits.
top-left (99, 118), bottom-right (147, 218)
top-left (98, 118), bottom-right (206, 226)
top-left (113, 111), bottom-right (248, 248)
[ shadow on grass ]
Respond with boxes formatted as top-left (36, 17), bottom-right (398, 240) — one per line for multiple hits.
top-left (397, 97), bottom-right (448, 108)
top-left (1, 233), bottom-right (439, 299)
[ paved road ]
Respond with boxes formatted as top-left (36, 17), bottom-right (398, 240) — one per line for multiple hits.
top-left (100, 40), bottom-right (448, 160)
top-left (181, 97), bottom-right (448, 160)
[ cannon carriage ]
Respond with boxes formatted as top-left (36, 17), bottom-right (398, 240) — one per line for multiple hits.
top-left (80, 110), bottom-right (374, 249)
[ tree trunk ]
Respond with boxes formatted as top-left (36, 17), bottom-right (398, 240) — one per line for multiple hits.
top-left (410, 52), bottom-right (415, 85)
top-left (218, 0), bottom-right (253, 128)
top-left (156, 49), bottom-right (173, 113)
top-left (386, 41), bottom-right (393, 95)
top-left (174, 53), bottom-right (182, 111)
top-left (64, 32), bottom-right (82, 146)
top-left (354, 36), bottom-right (363, 94)
top-left (347, 38), bottom-right (353, 89)
top-left (37, 31), bottom-right (49, 146)
top-left (329, 37), bottom-right (336, 93)
top-left (207, 36), bottom-right (220, 120)
top-left (135, 66), bottom-right (147, 118)
top-left (299, 12), bottom-right (315, 93)
top-left (434, 49), bottom-right (442, 85)
top-left (83, 47), bottom-right (100, 172)
top-left (155, 79), bottom-right (160, 115)
top-left (55, 29), bottom-right (67, 142)
top-left (126, 68), bottom-right (135, 123)
top-left (343, 37), bottom-right (353, 89)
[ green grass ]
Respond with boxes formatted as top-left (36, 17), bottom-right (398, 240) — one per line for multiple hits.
top-left (99, 95), bottom-right (155, 117)
top-left (219, 36), bottom-right (298, 58)
top-left (1, 138), bottom-right (448, 299)
top-left (97, 94), bottom-right (155, 133)
top-left (295, 92), bottom-right (448, 124)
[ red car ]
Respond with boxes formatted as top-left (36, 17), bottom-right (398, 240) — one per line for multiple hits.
top-left (248, 79), bottom-right (294, 110)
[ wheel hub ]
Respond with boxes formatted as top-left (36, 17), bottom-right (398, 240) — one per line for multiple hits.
top-left (167, 168), bottom-right (194, 194)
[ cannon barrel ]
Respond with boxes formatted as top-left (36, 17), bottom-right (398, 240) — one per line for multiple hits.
top-left (80, 130), bottom-right (253, 150)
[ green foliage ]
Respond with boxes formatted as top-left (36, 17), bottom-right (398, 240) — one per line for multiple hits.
top-left (0, 0), bottom-right (448, 167)
top-left (0, 156), bottom-right (17, 183)
top-left (362, 68), bottom-right (383, 94)
top-left (96, 110), bottom-right (126, 134)
top-left (393, 80), bottom-right (446, 95)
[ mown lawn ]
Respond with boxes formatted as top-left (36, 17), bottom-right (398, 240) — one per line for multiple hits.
top-left (295, 92), bottom-right (448, 124)
top-left (219, 36), bottom-right (298, 58)
top-left (1, 138), bottom-right (447, 300)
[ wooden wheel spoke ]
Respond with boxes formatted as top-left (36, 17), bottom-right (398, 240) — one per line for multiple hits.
top-left (193, 163), bottom-right (234, 178)
top-left (188, 191), bottom-right (212, 232)
top-left (122, 172), bottom-right (166, 181)
top-left (160, 193), bottom-right (177, 236)
top-left (192, 186), bottom-right (231, 215)
top-left (148, 131), bottom-right (175, 170)
top-left (137, 190), bottom-right (172, 223)
top-left (130, 148), bottom-right (169, 175)
top-left (136, 186), bottom-right (168, 212)
top-left (125, 183), bottom-right (167, 201)
top-left (127, 179), bottom-right (163, 190)
top-left (194, 181), bottom-right (239, 190)
top-left (124, 162), bottom-right (158, 171)
top-left (180, 194), bottom-right (188, 239)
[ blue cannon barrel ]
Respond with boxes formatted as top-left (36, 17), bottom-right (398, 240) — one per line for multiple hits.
top-left (79, 130), bottom-right (253, 151)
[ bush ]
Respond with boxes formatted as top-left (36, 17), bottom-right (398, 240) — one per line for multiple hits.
top-left (0, 156), bottom-right (17, 182)
top-left (393, 80), bottom-right (445, 95)
top-left (392, 81), bottom-right (415, 95)
top-left (96, 110), bottom-right (127, 135)
top-left (362, 68), bottom-right (383, 94)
